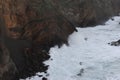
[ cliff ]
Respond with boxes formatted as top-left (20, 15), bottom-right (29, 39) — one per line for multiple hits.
top-left (51, 0), bottom-right (120, 27)
top-left (0, 0), bottom-right (76, 79)
top-left (0, 0), bottom-right (120, 79)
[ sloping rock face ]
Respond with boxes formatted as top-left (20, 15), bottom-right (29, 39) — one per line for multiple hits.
top-left (0, 0), bottom-right (76, 39)
top-left (0, 0), bottom-right (120, 79)
top-left (0, 0), bottom-right (76, 79)
top-left (0, 43), bottom-right (17, 80)
top-left (21, 0), bottom-right (76, 48)
top-left (51, 0), bottom-right (120, 27)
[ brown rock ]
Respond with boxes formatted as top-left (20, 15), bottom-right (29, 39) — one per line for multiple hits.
top-left (0, 43), bottom-right (17, 80)
top-left (1, 0), bottom-right (120, 79)
top-left (50, 0), bottom-right (120, 27)
top-left (0, 0), bottom-right (76, 79)
top-left (20, 0), bottom-right (76, 47)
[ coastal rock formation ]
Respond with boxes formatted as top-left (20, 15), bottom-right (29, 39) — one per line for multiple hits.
top-left (0, 0), bottom-right (120, 79)
top-left (51, 0), bottom-right (120, 27)
top-left (0, 43), bottom-right (17, 80)
top-left (0, 0), bottom-right (76, 79)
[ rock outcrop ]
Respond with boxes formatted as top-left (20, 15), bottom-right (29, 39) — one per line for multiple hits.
top-left (0, 0), bottom-right (76, 79)
top-left (108, 39), bottom-right (120, 46)
top-left (0, 0), bottom-right (120, 79)
top-left (51, 0), bottom-right (120, 27)
top-left (0, 43), bottom-right (17, 80)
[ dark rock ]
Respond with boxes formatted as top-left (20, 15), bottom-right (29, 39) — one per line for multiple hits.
top-left (37, 75), bottom-right (43, 77)
top-left (0, 43), bottom-right (17, 80)
top-left (84, 38), bottom-right (88, 41)
top-left (1, 0), bottom-right (120, 79)
top-left (51, 0), bottom-right (120, 27)
top-left (0, 0), bottom-right (76, 79)
top-left (111, 18), bottom-right (114, 21)
top-left (79, 62), bottom-right (82, 65)
top-left (42, 77), bottom-right (47, 80)
top-left (108, 40), bottom-right (120, 46)
top-left (77, 68), bottom-right (84, 76)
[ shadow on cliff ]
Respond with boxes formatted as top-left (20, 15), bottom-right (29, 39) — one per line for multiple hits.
top-left (0, 0), bottom-right (77, 79)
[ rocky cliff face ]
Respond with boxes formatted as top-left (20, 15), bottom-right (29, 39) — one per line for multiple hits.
top-left (0, 0), bottom-right (76, 79)
top-left (0, 0), bottom-right (120, 79)
top-left (51, 0), bottom-right (120, 27)
top-left (0, 43), bottom-right (17, 80)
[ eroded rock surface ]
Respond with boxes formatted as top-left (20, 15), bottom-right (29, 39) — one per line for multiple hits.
top-left (0, 0), bottom-right (120, 79)
top-left (0, 0), bottom-right (76, 79)
top-left (0, 43), bottom-right (17, 80)
top-left (51, 0), bottom-right (120, 27)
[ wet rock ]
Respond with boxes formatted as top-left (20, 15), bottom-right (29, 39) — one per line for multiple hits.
top-left (1, 0), bottom-right (120, 79)
top-left (42, 77), bottom-right (47, 80)
top-left (0, 0), bottom-right (76, 79)
top-left (77, 68), bottom-right (84, 76)
top-left (108, 40), bottom-right (120, 46)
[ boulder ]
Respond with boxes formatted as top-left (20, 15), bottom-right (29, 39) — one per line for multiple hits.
top-left (108, 40), bottom-right (120, 46)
